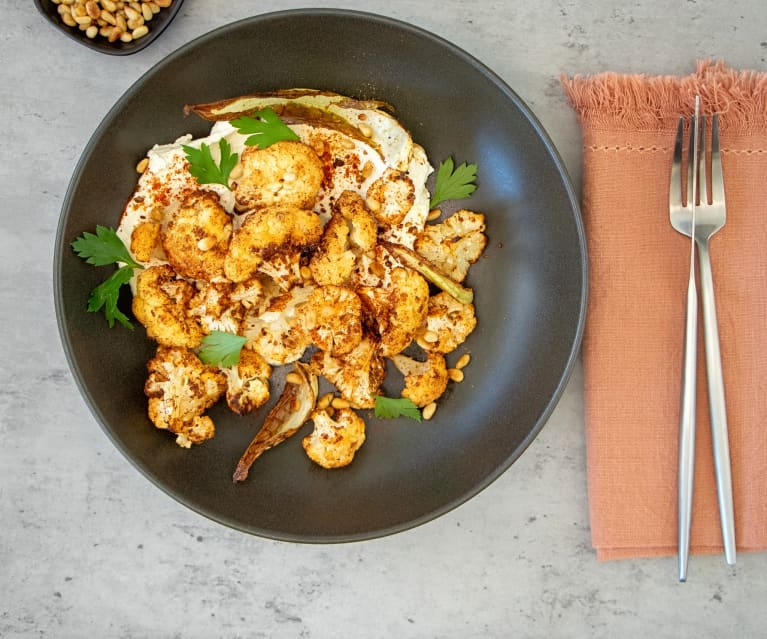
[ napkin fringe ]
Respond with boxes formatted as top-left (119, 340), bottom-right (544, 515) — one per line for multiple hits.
top-left (562, 60), bottom-right (767, 135)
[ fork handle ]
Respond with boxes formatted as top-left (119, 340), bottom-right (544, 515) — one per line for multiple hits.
top-left (679, 273), bottom-right (698, 582)
top-left (697, 240), bottom-right (737, 565)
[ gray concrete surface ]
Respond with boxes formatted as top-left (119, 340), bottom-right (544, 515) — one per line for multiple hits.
top-left (3, 0), bottom-right (766, 637)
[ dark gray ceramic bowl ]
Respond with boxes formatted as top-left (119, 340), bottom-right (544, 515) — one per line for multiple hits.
top-left (54, 9), bottom-right (587, 542)
top-left (34, 0), bottom-right (183, 55)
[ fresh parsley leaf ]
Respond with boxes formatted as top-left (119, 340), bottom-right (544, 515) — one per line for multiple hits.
top-left (374, 395), bottom-right (422, 422)
top-left (182, 138), bottom-right (239, 189)
top-left (71, 225), bottom-right (142, 269)
top-left (86, 265), bottom-right (135, 329)
top-left (232, 108), bottom-right (300, 148)
top-left (72, 226), bottom-right (144, 329)
top-left (198, 330), bottom-right (248, 367)
top-left (429, 157), bottom-right (478, 209)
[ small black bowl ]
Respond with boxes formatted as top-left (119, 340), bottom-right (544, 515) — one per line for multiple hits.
top-left (33, 0), bottom-right (184, 55)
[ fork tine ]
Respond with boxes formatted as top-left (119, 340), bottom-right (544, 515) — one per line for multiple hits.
top-left (695, 113), bottom-right (705, 206)
top-left (709, 114), bottom-right (724, 210)
top-left (670, 117), bottom-right (685, 205)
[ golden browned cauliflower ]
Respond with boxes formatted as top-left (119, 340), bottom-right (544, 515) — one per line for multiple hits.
top-left (161, 191), bottom-right (232, 281)
top-left (417, 291), bottom-right (478, 354)
top-left (302, 285), bottom-right (363, 356)
top-left (358, 267), bottom-right (430, 357)
top-left (308, 190), bottom-right (378, 286)
top-left (310, 335), bottom-right (385, 409)
top-left (188, 280), bottom-right (244, 335)
top-left (390, 352), bottom-right (449, 407)
top-left (224, 348), bottom-right (272, 415)
top-left (242, 285), bottom-right (314, 366)
top-left (130, 221), bottom-right (162, 263)
top-left (414, 209), bottom-right (487, 282)
top-left (144, 345), bottom-right (227, 448)
top-left (132, 264), bottom-right (205, 348)
top-left (365, 167), bottom-right (415, 226)
top-left (224, 205), bottom-right (323, 287)
top-left (234, 140), bottom-right (323, 211)
top-left (302, 408), bottom-right (366, 469)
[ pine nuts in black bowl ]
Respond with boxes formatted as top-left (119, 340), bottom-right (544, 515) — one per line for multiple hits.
top-left (34, 0), bottom-right (183, 55)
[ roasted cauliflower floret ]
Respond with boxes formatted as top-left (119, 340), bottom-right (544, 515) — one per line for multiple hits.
top-left (242, 285), bottom-right (313, 366)
top-left (224, 348), bottom-right (272, 415)
top-left (414, 209), bottom-right (487, 282)
top-left (309, 190), bottom-right (378, 286)
top-left (417, 291), bottom-right (477, 354)
top-left (302, 285), bottom-right (363, 356)
top-left (188, 280), bottom-right (244, 335)
top-left (162, 191), bottom-right (232, 281)
top-left (358, 267), bottom-right (430, 357)
top-left (302, 408), bottom-right (366, 469)
top-left (144, 345), bottom-right (227, 448)
top-left (224, 205), bottom-right (323, 287)
top-left (365, 167), bottom-right (415, 226)
top-left (310, 335), bottom-right (385, 409)
top-left (130, 220), bottom-right (162, 263)
top-left (234, 140), bottom-right (323, 211)
top-left (132, 264), bottom-right (205, 348)
top-left (390, 352), bottom-right (449, 407)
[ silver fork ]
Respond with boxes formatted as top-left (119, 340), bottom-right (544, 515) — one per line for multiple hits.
top-left (669, 109), bottom-right (699, 582)
top-left (670, 106), bottom-right (736, 580)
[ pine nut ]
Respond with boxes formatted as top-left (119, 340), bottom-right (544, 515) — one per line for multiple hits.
top-left (361, 161), bottom-right (374, 179)
top-left (86, 24), bottom-right (98, 37)
top-left (197, 237), bottom-right (216, 251)
top-left (448, 368), bottom-right (464, 383)
top-left (317, 393), bottom-right (334, 410)
top-left (422, 330), bottom-right (439, 343)
top-left (300, 266), bottom-right (312, 281)
top-left (132, 25), bottom-right (148, 38)
top-left (135, 157), bottom-right (149, 173)
top-left (365, 197), bottom-right (381, 213)
top-left (142, 3), bottom-right (153, 21)
top-left (102, 0), bottom-right (117, 11)
top-left (455, 353), bottom-right (471, 370)
top-left (285, 372), bottom-right (303, 385)
top-left (358, 123), bottom-right (373, 138)
top-left (422, 402), bottom-right (437, 420)
top-left (427, 208), bottom-right (441, 221)
top-left (331, 397), bottom-right (350, 409)
top-left (229, 164), bottom-right (243, 180)
top-left (85, 1), bottom-right (101, 18)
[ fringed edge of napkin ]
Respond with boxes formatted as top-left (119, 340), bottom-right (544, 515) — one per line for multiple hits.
top-left (561, 60), bottom-right (767, 135)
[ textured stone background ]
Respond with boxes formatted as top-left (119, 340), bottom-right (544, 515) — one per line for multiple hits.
top-left (2, 1), bottom-right (766, 637)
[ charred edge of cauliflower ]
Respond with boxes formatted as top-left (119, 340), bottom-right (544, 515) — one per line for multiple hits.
top-left (310, 335), bottom-right (385, 409)
top-left (233, 140), bottom-right (324, 211)
top-left (390, 352), bottom-right (449, 408)
top-left (308, 190), bottom-right (378, 287)
top-left (224, 206), bottom-right (323, 285)
top-left (144, 345), bottom-right (227, 448)
top-left (303, 285), bottom-right (363, 356)
top-left (417, 291), bottom-right (478, 354)
top-left (132, 264), bottom-right (205, 348)
top-left (224, 348), bottom-right (272, 415)
top-left (302, 408), bottom-right (366, 469)
top-left (366, 167), bottom-right (415, 226)
top-left (162, 190), bottom-right (233, 281)
top-left (414, 209), bottom-right (487, 283)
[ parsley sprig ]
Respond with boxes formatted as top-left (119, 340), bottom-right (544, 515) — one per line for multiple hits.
top-left (232, 108), bottom-right (300, 148)
top-left (198, 330), bottom-right (247, 367)
top-left (429, 157), bottom-right (478, 209)
top-left (182, 138), bottom-right (239, 190)
top-left (71, 226), bottom-right (143, 329)
top-left (374, 395), bottom-right (422, 422)
top-left (183, 107), bottom-right (298, 190)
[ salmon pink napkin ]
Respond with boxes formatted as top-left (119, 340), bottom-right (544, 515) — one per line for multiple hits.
top-left (561, 61), bottom-right (767, 560)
